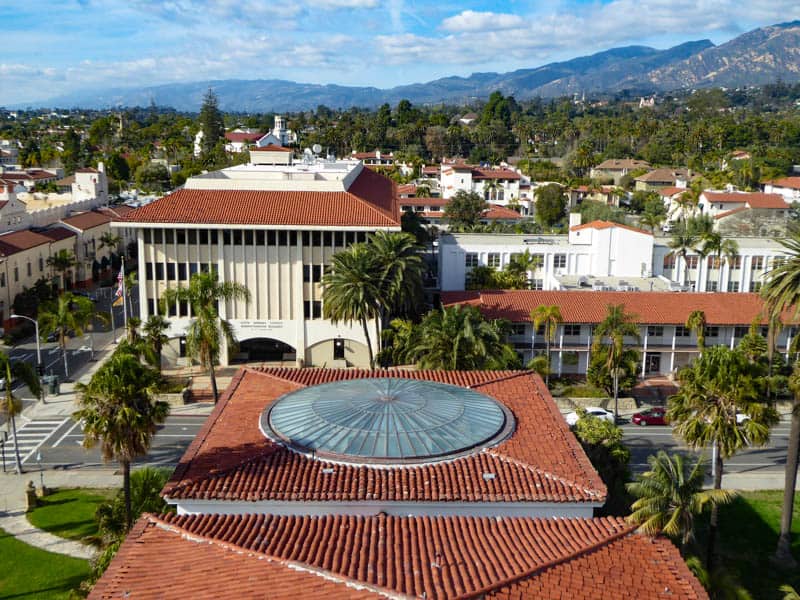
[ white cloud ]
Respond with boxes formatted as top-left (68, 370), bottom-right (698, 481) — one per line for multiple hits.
top-left (441, 10), bottom-right (526, 33)
top-left (314, 0), bottom-right (379, 8)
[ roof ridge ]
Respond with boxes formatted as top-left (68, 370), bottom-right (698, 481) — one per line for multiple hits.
top-left (345, 173), bottom-right (399, 224)
top-left (149, 514), bottom-right (406, 599)
top-left (454, 518), bottom-right (636, 599)
top-left (466, 369), bottom-right (535, 389)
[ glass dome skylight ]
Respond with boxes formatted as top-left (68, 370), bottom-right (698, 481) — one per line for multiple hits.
top-left (261, 378), bottom-right (511, 464)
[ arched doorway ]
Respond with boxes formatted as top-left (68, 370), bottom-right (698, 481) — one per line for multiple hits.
top-left (234, 338), bottom-right (296, 363)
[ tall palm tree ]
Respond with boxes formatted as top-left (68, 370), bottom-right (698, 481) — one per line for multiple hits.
top-left (508, 250), bottom-right (543, 288)
top-left (143, 314), bottom-right (170, 373)
top-left (38, 293), bottom-right (95, 379)
top-left (701, 232), bottom-right (738, 292)
top-left (686, 309), bottom-right (707, 354)
top-left (668, 345), bottom-right (779, 569)
top-left (98, 231), bottom-right (122, 255)
top-left (592, 304), bottom-right (640, 419)
top-left (47, 249), bottom-right (77, 290)
top-left (530, 305), bottom-right (562, 387)
top-left (626, 451), bottom-right (736, 553)
top-left (668, 225), bottom-right (700, 287)
top-left (162, 271), bottom-right (249, 403)
top-left (0, 353), bottom-right (42, 474)
top-left (761, 231), bottom-right (800, 567)
top-left (74, 352), bottom-right (169, 529)
top-left (126, 316), bottom-right (142, 345)
top-left (322, 244), bottom-right (381, 368)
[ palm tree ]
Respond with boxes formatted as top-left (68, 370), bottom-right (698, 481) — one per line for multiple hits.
top-left (143, 314), bottom-right (170, 373)
top-left (126, 316), bottom-right (142, 344)
top-left (761, 231), bottom-right (800, 567)
top-left (668, 345), bottom-right (779, 569)
top-left (508, 250), bottom-right (543, 288)
top-left (592, 304), bottom-right (640, 419)
top-left (701, 232), bottom-right (738, 292)
top-left (162, 271), bottom-right (249, 402)
top-left (686, 309), bottom-right (707, 354)
top-left (781, 585), bottom-right (800, 600)
top-left (668, 225), bottom-right (700, 287)
top-left (322, 244), bottom-right (380, 368)
top-left (38, 293), bottom-right (95, 380)
top-left (0, 353), bottom-right (42, 474)
top-left (47, 249), bottom-right (76, 290)
top-left (74, 352), bottom-right (169, 529)
top-left (98, 231), bottom-right (122, 255)
top-left (626, 451), bottom-right (736, 553)
top-left (530, 305), bottom-right (562, 387)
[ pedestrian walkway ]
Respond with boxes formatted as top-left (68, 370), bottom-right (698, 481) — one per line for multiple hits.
top-left (0, 508), bottom-right (97, 560)
top-left (2, 417), bottom-right (71, 467)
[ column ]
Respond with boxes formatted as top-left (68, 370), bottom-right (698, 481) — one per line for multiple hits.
top-left (641, 328), bottom-right (648, 378)
top-left (670, 326), bottom-right (676, 373)
top-left (557, 331), bottom-right (564, 376)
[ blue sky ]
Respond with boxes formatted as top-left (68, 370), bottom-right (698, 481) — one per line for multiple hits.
top-left (2, 0), bottom-right (799, 105)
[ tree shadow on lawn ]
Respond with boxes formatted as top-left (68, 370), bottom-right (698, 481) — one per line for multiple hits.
top-left (694, 493), bottom-right (800, 600)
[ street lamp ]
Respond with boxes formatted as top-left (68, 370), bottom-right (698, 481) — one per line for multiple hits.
top-left (10, 314), bottom-right (44, 403)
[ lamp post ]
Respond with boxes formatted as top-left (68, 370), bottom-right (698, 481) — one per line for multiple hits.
top-left (10, 314), bottom-right (44, 403)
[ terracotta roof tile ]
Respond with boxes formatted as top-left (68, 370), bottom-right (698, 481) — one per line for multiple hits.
top-left (225, 131), bottom-right (263, 143)
top-left (472, 167), bottom-right (520, 181)
top-left (441, 290), bottom-right (787, 326)
top-left (163, 369), bottom-right (606, 504)
top-left (658, 186), bottom-right (686, 197)
top-left (0, 229), bottom-right (55, 255)
top-left (594, 159), bottom-right (651, 170)
top-left (704, 192), bottom-right (787, 209)
top-left (61, 210), bottom-right (112, 230)
top-left (768, 176), bottom-right (800, 190)
top-left (94, 513), bottom-right (705, 599)
top-left (39, 226), bottom-right (77, 242)
top-left (483, 204), bottom-right (522, 220)
top-left (121, 167), bottom-right (399, 228)
top-left (570, 220), bottom-right (652, 236)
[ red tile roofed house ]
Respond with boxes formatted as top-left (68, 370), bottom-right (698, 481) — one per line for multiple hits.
top-left (700, 191), bottom-right (788, 215)
top-left (442, 289), bottom-right (797, 376)
top-left (635, 168), bottom-right (692, 191)
top-left (59, 210), bottom-right (114, 287)
top-left (92, 367), bottom-right (705, 599)
top-left (441, 164), bottom-right (523, 208)
top-left (482, 203), bottom-right (523, 224)
top-left (590, 158), bottom-right (651, 184)
top-left (93, 512), bottom-right (706, 599)
top-left (351, 150), bottom-right (394, 166)
top-left (764, 176), bottom-right (800, 203)
top-left (112, 158), bottom-right (400, 370)
top-left (568, 185), bottom-right (623, 207)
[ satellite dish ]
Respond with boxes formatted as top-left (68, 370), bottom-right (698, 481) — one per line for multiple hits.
top-left (312, 143), bottom-right (322, 154)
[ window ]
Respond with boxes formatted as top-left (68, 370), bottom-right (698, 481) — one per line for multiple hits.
top-left (704, 326), bottom-right (720, 338)
top-left (487, 253), bottom-right (500, 268)
top-left (553, 254), bottom-right (567, 269)
top-left (312, 231), bottom-right (322, 246)
top-left (323, 232), bottom-right (332, 246)
top-left (333, 338), bottom-right (345, 360)
top-left (734, 326), bottom-right (749, 338)
top-left (0, 272), bottom-right (5, 287)
top-left (675, 326), bottom-right (690, 337)
top-left (39, 257), bottom-right (44, 272)
top-left (232, 231), bottom-right (242, 245)
top-left (465, 253), bottom-right (479, 268)
top-left (772, 256), bottom-right (786, 269)
top-left (647, 326), bottom-right (664, 337)
top-left (563, 324), bottom-right (581, 336)
top-left (303, 265), bottom-right (311, 282)
top-left (147, 299), bottom-right (155, 316)
top-left (223, 231), bottom-right (231, 245)
top-left (532, 253), bottom-right (544, 267)
top-left (706, 280), bottom-right (718, 292)
top-left (707, 255), bottom-right (720, 269)
top-left (278, 231), bottom-right (288, 246)
top-left (179, 301), bottom-right (188, 317)
top-left (256, 231), bottom-right (265, 245)
top-left (199, 229), bottom-right (208, 244)
top-left (663, 254), bottom-right (676, 269)
top-left (334, 232), bottom-right (344, 247)
top-left (166, 263), bottom-right (176, 281)
top-left (173, 229), bottom-right (184, 244)
top-left (312, 265), bottom-right (322, 281)
top-left (749, 281), bottom-right (762, 292)
top-left (200, 263), bottom-right (210, 273)
top-left (188, 229), bottom-right (197, 244)
top-left (686, 256), bottom-right (699, 269)
top-left (152, 229), bottom-right (162, 244)
top-left (730, 256), bottom-right (741, 270)
top-left (155, 263), bottom-right (164, 280)
top-left (189, 263), bottom-right (199, 277)
top-left (531, 279), bottom-right (544, 290)
top-left (267, 230), bottom-right (276, 245)
top-left (727, 281), bottom-right (740, 292)
top-left (146, 262), bottom-right (153, 280)
top-left (26, 262), bottom-right (31, 277)
top-left (12, 267), bottom-right (17, 282)
top-left (143, 230), bottom-right (151, 244)
top-left (510, 324), bottom-right (526, 336)
top-left (751, 256), bottom-right (764, 270)
top-left (178, 263), bottom-right (187, 280)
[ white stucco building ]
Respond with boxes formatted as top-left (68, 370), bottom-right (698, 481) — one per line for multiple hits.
top-left (113, 157), bottom-right (399, 368)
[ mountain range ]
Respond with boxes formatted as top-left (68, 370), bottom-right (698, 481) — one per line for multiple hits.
top-left (22, 20), bottom-right (800, 112)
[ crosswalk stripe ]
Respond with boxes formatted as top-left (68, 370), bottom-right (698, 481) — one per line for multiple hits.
top-left (2, 418), bottom-right (71, 463)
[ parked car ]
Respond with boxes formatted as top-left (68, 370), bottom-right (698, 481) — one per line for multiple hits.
top-left (631, 407), bottom-right (668, 426)
top-left (564, 407), bottom-right (615, 427)
top-left (661, 222), bottom-right (673, 233)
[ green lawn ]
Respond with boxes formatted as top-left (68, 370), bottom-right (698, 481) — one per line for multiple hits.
top-left (702, 490), bottom-right (800, 599)
top-left (0, 527), bottom-right (90, 599)
top-left (27, 488), bottom-right (114, 542)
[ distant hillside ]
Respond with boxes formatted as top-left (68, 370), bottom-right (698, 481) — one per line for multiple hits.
top-left (21, 21), bottom-right (800, 112)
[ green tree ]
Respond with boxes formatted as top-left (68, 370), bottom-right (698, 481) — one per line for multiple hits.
top-left (530, 305), bottom-right (562, 387)
top-left (506, 249), bottom-right (542, 285)
top-left (592, 304), bottom-right (641, 418)
top-left (98, 231), bottom-right (122, 256)
top-left (0, 353), bottom-right (42, 473)
top-left (143, 314), bottom-right (170, 374)
top-left (74, 353), bottom-right (169, 529)
top-left (444, 190), bottom-right (488, 231)
top-left (668, 224), bottom-right (701, 287)
top-left (640, 194), bottom-right (667, 232)
top-left (668, 345), bottom-right (779, 569)
top-left (369, 230), bottom-right (424, 329)
top-left (162, 272), bottom-right (250, 402)
top-left (198, 89), bottom-right (225, 157)
top-left (38, 293), bottom-right (96, 379)
top-left (626, 451), bottom-right (735, 552)
top-left (687, 310), bottom-right (707, 353)
top-left (760, 231), bottom-right (800, 567)
top-left (378, 318), bottom-right (421, 367)
top-left (701, 232), bottom-right (738, 292)
top-left (535, 183), bottom-right (567, 227)
top-left (573, 414), bottom-right (631, 515)
top-left (47, 249), bottom-right (77, 290)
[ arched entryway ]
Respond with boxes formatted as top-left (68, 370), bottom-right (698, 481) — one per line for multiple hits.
top-left (233, 338), bottom-right (297, 363)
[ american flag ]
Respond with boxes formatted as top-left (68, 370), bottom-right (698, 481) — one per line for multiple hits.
top-left (115, 265), bottom-right (124, 298)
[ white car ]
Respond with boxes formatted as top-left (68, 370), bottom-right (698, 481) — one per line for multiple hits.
top-left (564, 407), bottom-right (616, 426)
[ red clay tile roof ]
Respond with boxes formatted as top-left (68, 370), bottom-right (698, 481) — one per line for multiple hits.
top-left (472, 167), bottom-right (521, 181)
top-left (61, 210), bottom-right (112, 230)
top-left (163, 368), bottom-right (606, 504)
top-left (768, 176), bottom-right (800, 190)
top-left (97, 205), bottom-right (136, 219)
top-left (251, 144), bottom-right (293, 152)
top-left (94, 513), bottom-right (705, 599)
top-left (38, 226), bottom-right (77, 242)
top-left (594, 159), bottom-right (651, 170)
top-left (658, 186), bottom-right (686, 197)
top-left (483, 204), bottom-right (523, 220)
top-left (397, 183), bottom-right (416, 194)
top-left (570, 220), bottom-right (652, 236)
top-left (121, 167), bottom-right (399, 228)
top-left (75, 167), bottom-right (99, 173)
top-left (636, 168), bottom-right (689, 183)
top-left (400, 197), bottom-right (447, 207)
top-left (442, 290), bottom-right (786, 326)
top-left (704, 192), bottom-right (787, 209)
top-left (714, 206), bottom-right (750, 220)
top-left (0, 230), bottom-right (54, 255)
top-left (225, 131), bottom-right (263, 143)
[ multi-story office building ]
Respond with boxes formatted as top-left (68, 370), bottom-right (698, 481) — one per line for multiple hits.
top-left (114, 157), bottom-right (399, 368)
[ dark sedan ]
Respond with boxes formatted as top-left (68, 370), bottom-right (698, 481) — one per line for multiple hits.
top-left (631, 407), bottom-right (668, 426)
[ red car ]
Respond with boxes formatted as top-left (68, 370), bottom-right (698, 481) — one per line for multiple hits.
top-left (632, 407), bottom-right (668, 426)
